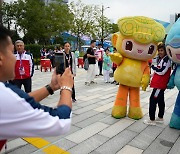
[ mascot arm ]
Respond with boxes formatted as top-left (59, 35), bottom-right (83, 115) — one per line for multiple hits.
top-left (141, 64), bottom-right (150, 91)
top-left (167, 70), bottom-right (175, 89)
top-left (109, 53), bottom-right (123, 65)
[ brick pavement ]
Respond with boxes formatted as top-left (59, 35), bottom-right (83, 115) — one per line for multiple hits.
top-left (2, 67), bottom-right (180, 154)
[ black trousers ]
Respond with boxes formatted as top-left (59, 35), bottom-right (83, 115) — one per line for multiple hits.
top-left (72, 84), bottom-right (75, 100)
top-left (72, 77), bottom-right (75, 100)
top-left (13, 78), bottom-right (32, 93)
top-left (149, 88), bottom-right (165, 120)
top-left (98, 61), bottom-right (103, 75)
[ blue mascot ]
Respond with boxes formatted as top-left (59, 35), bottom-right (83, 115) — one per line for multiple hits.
top-left (165, 18), bottom-right (180, 129)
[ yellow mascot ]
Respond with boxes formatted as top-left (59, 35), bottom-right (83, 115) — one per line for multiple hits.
top-left (111, 16), bottom-right (165, 120)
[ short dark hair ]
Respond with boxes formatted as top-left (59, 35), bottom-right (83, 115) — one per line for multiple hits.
top-left (158, 43), bottom-right (166, 51)
top-left (64, 42), bottom-right (71, 46)
top-left (90, 40), bottom-right (96, 44)
top-left (0, 26), bottom-right (11, 53)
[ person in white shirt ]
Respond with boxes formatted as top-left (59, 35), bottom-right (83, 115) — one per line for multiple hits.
top-left (0, 26), bottom-right (73, 151)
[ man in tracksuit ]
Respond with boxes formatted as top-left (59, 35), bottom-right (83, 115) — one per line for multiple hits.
top-left (13, 40), bottom-right (33, 93)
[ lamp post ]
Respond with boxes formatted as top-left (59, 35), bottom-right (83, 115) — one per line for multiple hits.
top-left (101, 5), bottom-right (109, 48)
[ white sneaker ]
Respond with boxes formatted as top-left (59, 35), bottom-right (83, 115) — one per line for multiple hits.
top-left (155, 117), bottom-right (164, 124)
top-left (143, 119), bottom-right (156, 126)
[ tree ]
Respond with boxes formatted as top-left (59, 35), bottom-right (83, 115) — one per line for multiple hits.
top-left (92, 14), bottom-right (112, 42)
top-left (69, 0), bottom-right (112, 49)
top-left (110, 23), bottom-right (119, 34)
top-left (69, 0), bottom-right (101, 49)
top-left (1, 1), bottom-right (17, 29)
top-left (1, 0), bottom-right (73, 44)
top-left (44, 0), bottom-right (73, 44)
top-left (0, 0), bottom-right (4, 25)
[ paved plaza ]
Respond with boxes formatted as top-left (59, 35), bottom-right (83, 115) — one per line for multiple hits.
top-left (2, 67), bottom-right (180, 154)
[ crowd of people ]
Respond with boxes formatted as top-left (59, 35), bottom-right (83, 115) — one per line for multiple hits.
top-left (0, 24), bottom-right (177, 152)
top-left (0, 26), bottom-right (73, 151)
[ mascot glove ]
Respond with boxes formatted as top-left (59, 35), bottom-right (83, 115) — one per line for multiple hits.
top-left (109, 53), bottom-right (123, 65)
top-left (141, 74), bottom-right (150, 91)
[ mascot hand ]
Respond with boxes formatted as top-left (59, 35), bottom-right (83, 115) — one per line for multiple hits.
top-left (109, 53), bottom-right (123, 65)
top-left (141, 74), bottom-right (150, 91)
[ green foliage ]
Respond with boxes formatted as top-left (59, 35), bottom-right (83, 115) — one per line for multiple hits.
top-left (110, 23), bottom-right (119, 33)
top-left (25, 44), bottom-right (42, 59)
top-left (2, 0), bottom-right (73, 44)
top-left (69, 0), bottom-right (112, 47)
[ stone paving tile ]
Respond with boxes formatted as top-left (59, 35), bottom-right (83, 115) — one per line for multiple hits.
top-left (60, 125), bottom-right (81, 139)
top-left (7, 69), bottom-right (180, 154)
top-left (143, 139), bottom-right (171, 154)
top-left (127, 115), bottom-right (148, 133)
top-left (155, 112), bottom-right (172, 129)
top-left (72, 110), bottom-right (100, 124)
top-left (101, 86), bottom-right (118, 92)
top-left (166, 98), bottom-right (177, 107)
top-left (80, 94), bottom-right (102, 101)
top-left (87, 87), bottom-right (104, 93)
top-left (53, 138), bottom-right (77, 151)
top-left (157, 126), bottom-right (180, 143)
top-left (76, 99), bottom-right (98, 107)
top-left (1, 138), bottom-right (27, 153)
top-left (65, 122), bottom-right (109, 144)
top-left (94, 102), bottom-right (114, 112)
top-left (117, 145), bottom-right (143, 154)
top-left (6, 144), bottom-right (38, 154)
top-left (100, 115), bottom-right (120, 125)
top-left (103, 108), bottom-right (112, 114)
top-left (129, 126), bottom-right (164, 150)
top-left (99, 93), bottom-right (116, 100)
top-left (99, 118), bottom-right (135, 138)
top-left (168, 137), bottom-right (180, 154)
top-left (90, 130), bottom-right (137, 154)
top-left (73, 104), bottom-right (99, 115)
top-left (143, 124), bottom-right (180, 154)
top-left (142, 108), bottom-right (149, 115)
top-left (68, 134), bottom-right (109, 154)
top-left (74, 112), bottom-right (108, 128)
top-left (96, 97), bottom-right (115, 105)
top-left (166, 105), bottom-right (175, 113)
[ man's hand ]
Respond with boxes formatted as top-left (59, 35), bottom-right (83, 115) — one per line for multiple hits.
top-left (57, 68), bottom-right (74, 88)
top-left (49, 69), bottom-right (60, 91)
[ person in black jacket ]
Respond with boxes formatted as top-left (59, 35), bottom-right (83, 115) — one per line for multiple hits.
top-left (85, 40), bottom-right (97, 86)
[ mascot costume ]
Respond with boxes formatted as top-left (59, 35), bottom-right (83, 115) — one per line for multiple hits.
top-left (166, 18), bottom-right (180, 129)
top-left (110, 16), bottom-right (165, 119)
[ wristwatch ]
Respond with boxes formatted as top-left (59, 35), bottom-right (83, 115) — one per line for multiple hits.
top-left (60, 86), bottom-right (72, 94)
top-left (45, 84), bottom-right (54, 95)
